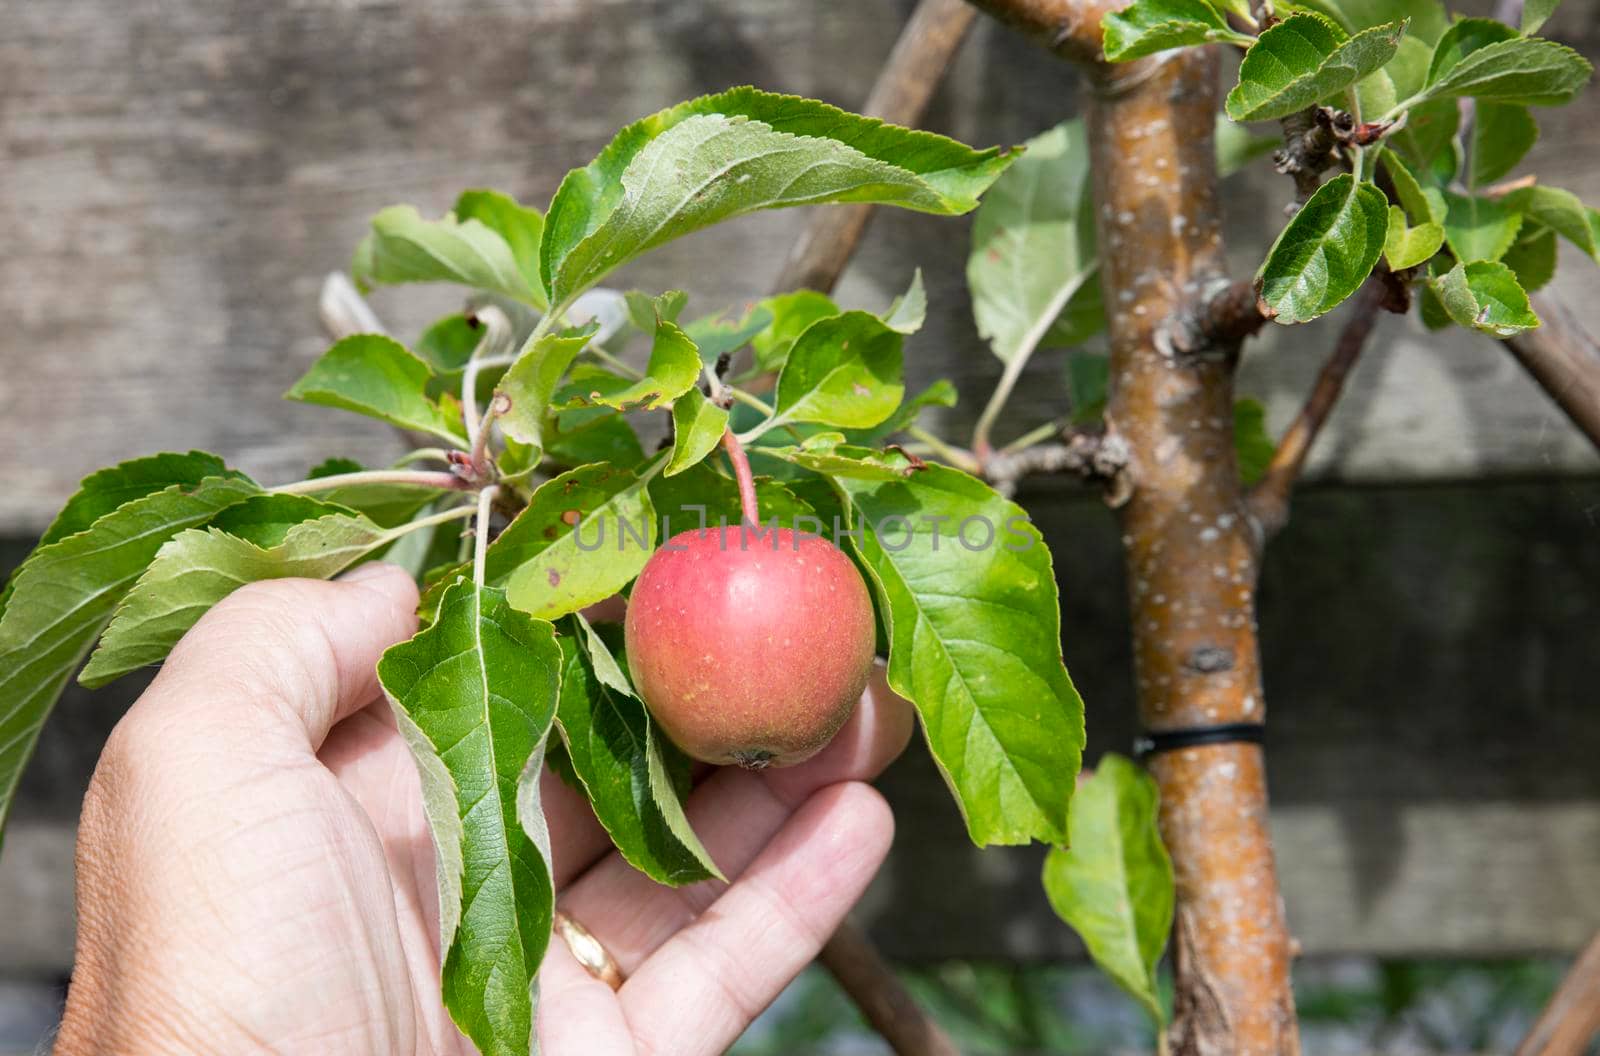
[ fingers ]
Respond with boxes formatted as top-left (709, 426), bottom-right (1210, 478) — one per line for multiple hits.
top-left (537, 940), bottom-right (634, 1054)
top-left (618, 782), bottom-right (894, 1056)
top-left (553, 663), bottom-right (912, 972)
top-left (132, 564), bottom-right (419, 756)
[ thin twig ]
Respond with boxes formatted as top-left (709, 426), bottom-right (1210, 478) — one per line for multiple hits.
top-left (462, 306), bottom-right (514, 457)
top-left (982, 427), bottom-right (1129, 498)
top-left (273, 468), bottom-right (468, 494)
top-left (1515, 929), bottom-right (1600, 1056)
top-left (1247, 281), bottom-right (1386, 537)
top-left (1503, 293), bottom-right (1600, 455)
top-left (473, 485), bottom-right (498, 590)
top-left (817, 921), bottom-right (961, 1056)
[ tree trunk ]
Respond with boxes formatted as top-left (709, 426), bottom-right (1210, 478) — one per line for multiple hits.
top-left (1088, 49), bottom-right (1300, 1055)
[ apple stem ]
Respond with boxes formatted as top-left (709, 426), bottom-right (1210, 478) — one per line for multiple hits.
top-left (721, 429), bottom-right (760, 526)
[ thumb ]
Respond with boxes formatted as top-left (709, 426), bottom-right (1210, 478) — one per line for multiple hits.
top-left (137, 563), bottom-right (420, 753)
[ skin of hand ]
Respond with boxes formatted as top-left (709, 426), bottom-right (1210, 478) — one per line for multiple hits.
top-left (53, 563), bottom-right (914, 1055)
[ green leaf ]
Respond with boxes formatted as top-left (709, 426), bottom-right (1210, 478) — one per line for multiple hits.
top-left (625, 289), bottom-right (689, 330)
top-left (1418, 278), bottom-right (1454, 329)
top-left (1383, 205), bottom-right (1445, 269)
top-left (750, 291), bottom-right (842, 373)
top-left (80, 506), bottom-right (438, 687)
top-left (849, 379), bottom-right (958, 447)
top-left (1294, 0), bottom-right (1448, 42)
top-left (1416, 21), bottom-right (1592, 106)
top-left (829, 465), bottom-right (1084, 846)
top-left (1501, 185), bottom-right (1600, 262)
top-left (556, 617), bottom-right (721, 885)
top-left (967, 120), bottom-right (1098, 368)
top-left (1356, 66), bottom-right (1399, 120)
top-left (415, 314), bottom-right (487, 375)
top-left (1256, 174), bottom-right (1390, 324)
top-left (24, 452), bottom-right (239, 559)
top-left (1233, 398), bottom-right (1277, 486)
top-left (1503, 224), bottom-right (1558, 291)
top-left (354, 204), bottom-right (543, 308)
top-left (0, 465), bottom-right (259, 835)
top-left (1380, 149), bottom-right (1445, 224)
top-left (453, 189), bottom-right (548, 308)
top-left (882, 269), bottom-right (928, 335)
top-left (665, 387), bottom-right (730, 477)
top-left (286, 334), bottom-right (466, 445)
top-left (1102, 0), bottom-right (1254, 61)
top-left (1522, 0), bottom-right (1561, 35)
top-left (1441, 190), bottom-right (1523, 262)
top-left (758, 436), bottom-right (925, 481)
top-left (1429, 259), bottom-right (1540, 336)
top-left (495, 328), bottom-right (594, 452)
top-left (378, 581), bottom-right (561, 1056)
top-left (540, 87), bottom-right (1015, 304)
top-left (1390, 96), bottom-right (1461, 175)
top-left (502, 463), bottom-right (659, 620)
top-left (1215, 115), bottom-right (1281, 179)
top-left (1225, 16), bottom-right (1406, 122)
top-left (544, 406), bottom-right (646, 469)
top-left (768, 312), bottom-right (905, 430)
top-left (649, 462), bottom-right (816, 543)
top-left (1042, 753), bottom-right (1174, 1028)
top-left (1469, 103), bottom-right (1538, 188)
top-left (564, 322), bottom-right (701, 413)
top-left (684, 303), bottom-right (775, 366)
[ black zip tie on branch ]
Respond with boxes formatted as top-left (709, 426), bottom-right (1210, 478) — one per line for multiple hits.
top-left (1134, 722), bottom-right (1265, 760)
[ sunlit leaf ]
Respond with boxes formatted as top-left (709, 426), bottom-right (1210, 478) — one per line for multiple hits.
top-left (354, 204), bottom-right (543, 308)
top-left (1429, 259), bottom-right (1540, 336)
top-left (1042, 754), bottom-right (1174, 1027)
top-left (379, 581), bottom-right (561, 1056)
top-left (0, 458), bottom-right (258, 837)
top-left (968, 120), bottom-right (1098, 367)
top-left (1441, 190), bottom-right (1523, 262)
top-left (1102, 0), bottom-right (1254, 62)
top-left (1256, 174), bottom-right (1390, 324)
top-left (768, 312), bottom-right (905, 430)
top-left (541, 87), bottom-right (1015, 304)
top-left (556, 616), bottom-right (721, 886)
top-left (665, 387), bottom-right (730, 477)
top-left (1225, 15), bottom-right (1406, 122)
top-left (828, 465), bottom-right (1084, 846)
top-left (286, 334), bottom-right (467, 445)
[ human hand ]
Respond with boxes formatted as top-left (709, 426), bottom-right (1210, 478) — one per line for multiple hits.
top-left (56, 564), bottom-right (913, 1055)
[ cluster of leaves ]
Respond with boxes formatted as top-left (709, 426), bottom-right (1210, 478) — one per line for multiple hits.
top-left (0, 88), bottom-right (1093, 1056)
top-left (1104, 0), bottom-right (1594, 333)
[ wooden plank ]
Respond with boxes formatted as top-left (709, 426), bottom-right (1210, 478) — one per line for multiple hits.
top-left (3, 478), bottom-right (1597, 971)
top-left (2, 1), bottom-right (1600, 531)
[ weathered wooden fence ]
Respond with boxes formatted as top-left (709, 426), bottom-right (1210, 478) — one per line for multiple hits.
top-left (2, 0), bottom-right (1599, 978)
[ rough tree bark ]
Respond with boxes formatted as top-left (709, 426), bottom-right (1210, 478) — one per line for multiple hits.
top-left (1088, 50), bottom-right (1299, 1056)
top-left (964, 2), bottom-right (1302, 1052)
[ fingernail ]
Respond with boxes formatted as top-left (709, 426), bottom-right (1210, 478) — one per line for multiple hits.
top-left (341, 562), bottom-right (396, 584)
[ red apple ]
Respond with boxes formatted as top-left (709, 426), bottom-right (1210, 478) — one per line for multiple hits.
top-left (624, 525), bottom-right (877, 768)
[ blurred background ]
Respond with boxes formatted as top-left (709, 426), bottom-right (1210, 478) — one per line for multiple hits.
top-left (2, 1), bottom-right (1598, 1052)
